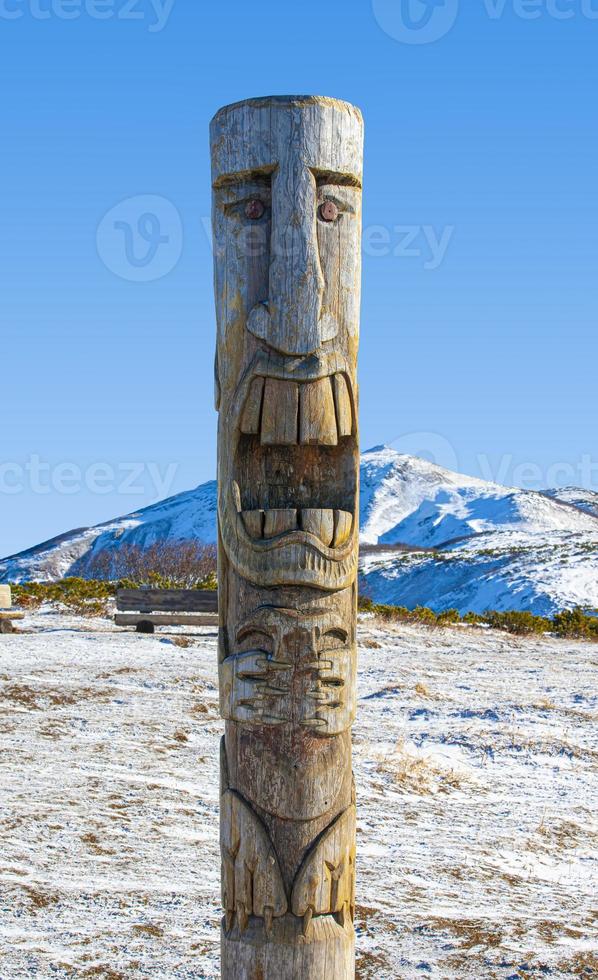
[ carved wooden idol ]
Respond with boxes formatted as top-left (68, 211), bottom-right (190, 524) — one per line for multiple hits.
top-left (211, 95), bottom-right (363, 979)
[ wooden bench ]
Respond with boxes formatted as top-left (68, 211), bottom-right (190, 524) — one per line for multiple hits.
top-left (114, 588), bottom-right (219, 633)
top-left (0, 586), bottom-right (25, 633)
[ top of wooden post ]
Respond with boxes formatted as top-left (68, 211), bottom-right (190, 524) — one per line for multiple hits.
top-left (210, 95), bottom-right (364, 188)
top-left (211, 94), bottom-right (363, 123)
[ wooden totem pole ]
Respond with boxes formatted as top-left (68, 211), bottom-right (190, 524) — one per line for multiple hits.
top-left (211, 95), bottom-right (363, 979)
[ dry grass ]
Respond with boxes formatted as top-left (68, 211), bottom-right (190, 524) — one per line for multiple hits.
top-left (81, 967), bottom-right (128, 980)
top-left (80, 831), bottom-right (114, 856)
top-left (0, 684), bottom-right (42, 709)
top-left (533, 696), bottom-right (557, 711)
top-left (533, 818), bottom-right (596, 852)
top-left (557, 951), bottom-right (598, 975)
top-left (424, 916), bottom-right (504, 950)
top-left (171, 636), bottom-right (195, 649)
top-left (378, 738), bottom-right (470, 795)
top-left (21, 884), bottom-right (60, 910)
top-left (0, 683), bottom-right (111, 710)
top-left (356, 950), bottom-right (392, 978)
top-left (414, 680), bottom-right (443, 700)
top-left (131, 923), bottom-right (164, 938)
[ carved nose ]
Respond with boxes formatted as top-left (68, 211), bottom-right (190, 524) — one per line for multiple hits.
top-left (247, 167), bottom-right (334, 357)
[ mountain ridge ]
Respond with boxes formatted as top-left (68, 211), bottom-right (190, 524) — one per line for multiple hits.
top-left (2, 448), bottom-right (597, 615)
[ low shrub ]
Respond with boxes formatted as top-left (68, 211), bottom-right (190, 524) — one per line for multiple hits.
top-left (13, 578), bottom-right (114, 617)
top-left (483, 610), bottom-right (549, 636)
top-left (79, 541), bottom-right (217, 589)
top-left (358, 596), bottom-right (598, 640)
top-left (552, 607), bottom-right (598, 639)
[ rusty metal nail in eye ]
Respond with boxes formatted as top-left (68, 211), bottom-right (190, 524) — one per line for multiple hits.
top-left (245, 199), bottom-right (265, 220)
top-left (319, 201), bottom-right (338, 222)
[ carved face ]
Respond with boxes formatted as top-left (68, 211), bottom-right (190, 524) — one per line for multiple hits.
top-left (219, 604), bottom-right (357, 737)
top-left (211, 97), bottom-right (363, 590)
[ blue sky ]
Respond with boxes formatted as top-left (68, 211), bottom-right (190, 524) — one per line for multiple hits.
top-left (1, 0), bottom-right (597, 557)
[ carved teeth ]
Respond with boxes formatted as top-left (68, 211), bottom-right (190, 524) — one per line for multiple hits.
top-left (264, 906), bottom-right (273, 936)
top-left (261, 379), bottom-right (299, 445)
top-left (333, 511), bottom-right (353, 547)
top-left (299, 377), bottom-right (337, 446)
top-left (232, 481), bottom-right (242, 513)
top-left (237, 901), bottom-right (248, 933)
top-left (240, 377), bottom-right (265, 434)
top-left (333, 374), bottom-right (353, 438)
top-left (240, 373), bottom-right (354, 447)
top-left (263, 509), bottom-right (298, 538)
top-left (301, 508), bottom-right (334, 546)
top-left (241, 507), bottom-right (353, 547)
top-left (242, 510), bottom-right (264, 538)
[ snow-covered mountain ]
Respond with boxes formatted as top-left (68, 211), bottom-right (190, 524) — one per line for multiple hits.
top-left (2, 448), bottom-right (597, 615)
top-left (360, 447), bottom-right (598, 615)
top-left (545, 486), bottom-right (598, 519)
top-left (0, 482), bottom-right (217, 585)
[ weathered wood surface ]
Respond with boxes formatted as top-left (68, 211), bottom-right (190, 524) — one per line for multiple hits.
top-left (0, 611), bottom-right (24, 621)
top-left (211, 95), bottom-right (363, 978)
top-left (114, 613), bottom-right (218, 627)
top-left (116, 589), bottom-right (218, 613)
top-left (0, 586), bottom-right (12, 609)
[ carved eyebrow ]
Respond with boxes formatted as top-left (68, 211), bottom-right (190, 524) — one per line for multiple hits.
top-left (311, 168), bottom-right (362, 189)
top-left (214, 166), bottom-right (361, 190)
top-left (213, 166), bottom-right (276, 190)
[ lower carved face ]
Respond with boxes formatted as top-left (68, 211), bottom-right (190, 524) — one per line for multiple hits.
top-left (219, 351), bottom-right (359, 591)
top-left (219, 605), bottom-right (356, 737)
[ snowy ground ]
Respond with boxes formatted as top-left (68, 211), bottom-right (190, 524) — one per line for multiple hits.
top-left (1, 611), bottom-right (596, 979)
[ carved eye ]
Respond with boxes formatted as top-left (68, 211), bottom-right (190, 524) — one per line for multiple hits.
top-left (245, 199), bottom-right (265, 221)
top-left (236, 627), bottom-right (273, 654)
top-left (322, 628), bottom-right (348, 650)
top-left (319, 200), bottom-right (339, 223)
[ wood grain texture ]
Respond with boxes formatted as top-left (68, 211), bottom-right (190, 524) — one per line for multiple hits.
top-left (0, 586), bottom-right (12, 609)
top-left (212, 95), bottom-right (362, 979)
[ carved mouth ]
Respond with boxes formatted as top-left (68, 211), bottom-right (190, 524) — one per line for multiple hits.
top-left (219, 355), bottom-right (359, 591)
top-left (233, 373), bottom-right (356, 550)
